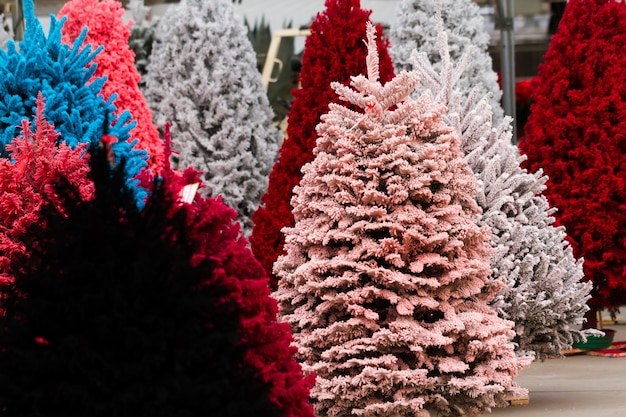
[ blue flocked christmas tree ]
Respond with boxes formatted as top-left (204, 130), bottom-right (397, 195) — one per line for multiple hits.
top-left (0, 0), bottom-right (147, 205)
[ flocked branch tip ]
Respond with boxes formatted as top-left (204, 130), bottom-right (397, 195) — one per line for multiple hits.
top-left (364, 22), bottom-right (379, 83)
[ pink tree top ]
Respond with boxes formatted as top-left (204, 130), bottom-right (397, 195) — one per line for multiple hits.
top-left (274, 23), bottom-right (529, 417)
top-left (250, 0), bottom-right (395, 288)
top-left (59, 0), bottom-right (165, 174)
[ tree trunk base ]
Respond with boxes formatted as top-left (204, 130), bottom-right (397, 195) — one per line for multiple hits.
top-left (584, 305), bottom-right (599, 329)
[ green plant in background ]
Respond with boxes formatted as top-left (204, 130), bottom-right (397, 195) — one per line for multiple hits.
top-left (245, 17), bottom-right (301, 126)
top-left (245, 16), bottom-right (272, 72)
top-left (268, 23), bottom-right (300, 125)
top-left (127, 0), bottom-right (158, 89)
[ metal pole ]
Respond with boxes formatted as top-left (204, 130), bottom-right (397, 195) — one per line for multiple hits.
top-left (495, 0), bottom-right (516, 142)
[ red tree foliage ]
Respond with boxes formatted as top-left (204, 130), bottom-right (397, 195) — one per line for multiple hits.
top-left (155, 129), bottom-right (316, 417)
top-left (519, 0), bottom-right (626, 313)
top-left (0, 94), bottom-right (93, 285)
top-left (250, 0), bottom-right (394, 289)
top-left (58, 0), bottom-right (165, 173)
top-left (0, 124), bottom-right (314, 416)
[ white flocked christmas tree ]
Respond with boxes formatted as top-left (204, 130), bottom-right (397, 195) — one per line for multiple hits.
top-left (408, 19), bottom-right (593, 360)
top-left (389, 0), bottom-right (504, 124)
top-left (142, 0), bottom-right (281, 235)
top-left (274, 23), bottom-right (529, 417)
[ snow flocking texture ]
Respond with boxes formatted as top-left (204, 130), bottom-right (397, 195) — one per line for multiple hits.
top-left (274, 22), bottom-right (529, 417)
top-left (389, 0), bottom-right (504, 124)
top-left (143, 0), bottom-right (281, 236)
top-left (408, 16), bottom-right (592, 360)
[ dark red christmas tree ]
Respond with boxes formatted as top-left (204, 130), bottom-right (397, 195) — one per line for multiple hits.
top-left (250, 0), bottom-right (394, 289)
top-left (0, 116), bottom-right (314, 416)
top-left (519, 0), bottom-right (626, 324)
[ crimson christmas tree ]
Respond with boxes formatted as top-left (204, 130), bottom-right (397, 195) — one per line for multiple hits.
top-left (58, 0), bottom-right (165, 173)
top-left (250, 0), bottom-right (394, 288)
top-left (519, 0), bottom-right (626, 324)
top-left (274, 23), bottom-right (528, 417)
top-left (0, 111), bottom-right (314, 416)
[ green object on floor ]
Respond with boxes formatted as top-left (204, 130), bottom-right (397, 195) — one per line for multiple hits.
top-left (573, 329), bottom-right (616, 350)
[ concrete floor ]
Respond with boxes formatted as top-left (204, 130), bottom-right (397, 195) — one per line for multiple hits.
top-left (488, 320), bottom-right (626, 417)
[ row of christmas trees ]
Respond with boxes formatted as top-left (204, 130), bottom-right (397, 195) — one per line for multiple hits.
top-left (0, 0), bottom-right (624, 416)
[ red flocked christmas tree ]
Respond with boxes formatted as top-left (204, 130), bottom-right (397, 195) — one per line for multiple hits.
top-left (0, 109), bottom-right (314, 415)
top-left (0, 93), bottom-right (94, 287)
top-left (250, 0), bottom-right (394, 289)
top-left (519, 0), bottom-right (626, 325)
top-left (58, 0), bottom-right (165, 173)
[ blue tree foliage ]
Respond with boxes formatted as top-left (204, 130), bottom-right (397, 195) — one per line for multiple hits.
top-left (0, 0), bottom-right (147, 206)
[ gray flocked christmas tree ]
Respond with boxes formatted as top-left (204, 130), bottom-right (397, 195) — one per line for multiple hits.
top-left (274, 23), bottom-right (529, 417)
top-left (389, 0), bottom-right (504, 124)
top-left (408, 21), bottom-right (593, 359)
top-left (143, 0), bottom-right (281, 235)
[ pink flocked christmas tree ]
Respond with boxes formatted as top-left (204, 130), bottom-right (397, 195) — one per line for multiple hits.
top-left (250, 0), bottom-right (394, 287)
top-left (274, 23), bottom-right (529, 417)
top-left (58, 0), bottom-right (165, 173)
